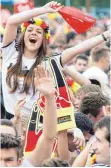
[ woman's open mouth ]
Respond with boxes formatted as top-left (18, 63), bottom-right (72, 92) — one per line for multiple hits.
top-left (29, 37), bottom-right (37, 43)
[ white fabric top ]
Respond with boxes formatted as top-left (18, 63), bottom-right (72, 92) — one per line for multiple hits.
top-left (20, 158), bottom-right (34, 167)
top-left (83, 66), bottom-right (108, 84)
top-left (2, 41), bottom-right (61, 115)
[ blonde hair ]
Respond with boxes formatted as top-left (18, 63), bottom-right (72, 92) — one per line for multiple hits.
top-left (90, 45), bottom-right (110, 62)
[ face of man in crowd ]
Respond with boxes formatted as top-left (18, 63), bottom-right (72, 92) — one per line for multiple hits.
top-left (75, 59), bottom-right (88, 73)
top-left (88, 107), bottom-right (105, 125)
top-left (0, 148), bottom-right (21, 167)
top-left (74, 93), bottom-right (85, 112)
top-left (91, 128), bottom-right (110, 166)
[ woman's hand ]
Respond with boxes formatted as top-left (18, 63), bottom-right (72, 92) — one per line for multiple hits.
top-left (43, 1), bottom-right (63, 13)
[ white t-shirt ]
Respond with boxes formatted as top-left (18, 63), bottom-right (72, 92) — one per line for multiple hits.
top-left (83, 67), bottom-right (108, 84)
top-left (2, 41), bottom-right (61, 115)
top-left (20, 158), bottom-right (34, 167)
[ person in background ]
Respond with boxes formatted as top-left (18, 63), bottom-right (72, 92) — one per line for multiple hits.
top-left (74, 112), bottom-right (94, 142)
top-left (0, 119), bottom-right (18, 137)
top-left (0, 119), bottom-right (25, 159)
top-left (0, 133), bottom-right (22, 167)
top-left (42, 157), bottom-right (70, 167)
top-left (80, 92), bottom-right (109, 124)
top-left (57, 112), bottom-right (94, 165)
top-left (90, 116), bottom-right (110, 167)
top-left (66, 31), bottom-right (76, 47)
top-left (74, 84), bottom-right (102, 112)
top-left (72, 116), bottom-right (110, 167)
top-left (83, 45), bottom-right (110, 85)
top-left (74, 54), bottom-right (89, 73)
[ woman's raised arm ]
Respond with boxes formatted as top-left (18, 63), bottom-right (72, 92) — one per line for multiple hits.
top-left (61, 30), bottom-right (110, 66)
top-left (3, 1), bottom-right (62, 46)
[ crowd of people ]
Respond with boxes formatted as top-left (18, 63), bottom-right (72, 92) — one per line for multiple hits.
top-left (0, 1), bottom-right (111, 167)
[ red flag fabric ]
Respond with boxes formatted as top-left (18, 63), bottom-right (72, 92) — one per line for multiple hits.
top-left (57, 6), bottom-right (96, 34)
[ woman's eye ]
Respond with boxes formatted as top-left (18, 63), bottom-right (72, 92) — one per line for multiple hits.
top-left (27, 29), bottom-right (32, 32)
top-left (37, 31), bottom-right (42, 34)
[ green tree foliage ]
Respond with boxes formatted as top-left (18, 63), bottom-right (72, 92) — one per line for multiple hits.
top-left (34, 0), bottom-right (110, 7)
top-left (2, 0), bottom-right (110, 13)
top-left (91, 0), bottom-right (110, 7)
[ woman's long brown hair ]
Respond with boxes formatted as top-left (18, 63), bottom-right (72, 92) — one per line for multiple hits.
top-left (6, 32), bottom-right (48, 95)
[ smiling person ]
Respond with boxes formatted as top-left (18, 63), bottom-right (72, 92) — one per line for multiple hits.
top-left (2, 1), bottom-right (110, 120)
top-left (2, 1), bottom-right (62, 119)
